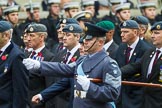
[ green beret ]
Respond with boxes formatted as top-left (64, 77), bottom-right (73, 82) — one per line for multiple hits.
top-left (96, 21), bottom-right (115, 31)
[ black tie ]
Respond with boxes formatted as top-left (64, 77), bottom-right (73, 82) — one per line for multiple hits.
top-left (0, 50), bottom-right (3, 55)
top-left (63, 52), bottom-right (71, 64)
top-left (125, 47), bottom-right (132, 64)
top-left (153, 50), bottom-right (161, 66)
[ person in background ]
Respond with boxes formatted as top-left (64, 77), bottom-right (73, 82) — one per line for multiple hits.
top-left (113, 2), bottom-right (131, 45)
top-left (63, 2), bottom-right (80, 18)
top-left (3, 5), bottom-right (25, 48)
top-left (81, 0), bottom-right (99, 23)
top-left (138, 2), bottom-right (157, 25)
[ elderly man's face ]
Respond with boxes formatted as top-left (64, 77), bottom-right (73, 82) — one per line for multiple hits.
top-left (27, 32), bottom-right (43, 50)
top-left (151, 30), bottom-right (162, 48)
top-left (84, 37), bottom-right (100, 54)
top-left (121, 28), bottom-right (138, 45)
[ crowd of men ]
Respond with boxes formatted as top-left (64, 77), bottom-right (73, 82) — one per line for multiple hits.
top-left (0, 0), bottom-right (162, 108)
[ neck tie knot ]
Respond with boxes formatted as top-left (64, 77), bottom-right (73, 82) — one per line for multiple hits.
top-left (0, 50), bottom-right (3, 55)
top-left (125, 47), bottom-right (132, 64)
top-left (153, 50), bottom-right (161, 65)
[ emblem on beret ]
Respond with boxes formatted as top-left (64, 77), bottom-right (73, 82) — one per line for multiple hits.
top-left (123, 22), bottom-right (126, 26)
top-left (63, 19), bottom-right (66, 23)
top-left (156, 25), bottom-right (160, 29)
top-left (85, 13), bottom-right (91, 19)
top-left (69, 25), bottom-right (73, 31)
top-left (29, 27), bottom-right (34, 32)
top-left (84, 26), bottom-right (88, 31)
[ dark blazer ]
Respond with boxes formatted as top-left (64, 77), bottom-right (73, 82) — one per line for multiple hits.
top-left (0, 42), bottom-right (28, 108)
top-left (29, 47), bottom-right (54, 108)
top-left (41, 49), bottom-right (80, 108)
top-left (121, 48), bottom-right (162, 108)
top-left (115, 39), bottom-right (151, 108)
top-left (106, 41), bottom-right (118, 59)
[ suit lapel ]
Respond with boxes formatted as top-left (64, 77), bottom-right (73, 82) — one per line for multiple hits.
top-left (68, 49), bottom-right (80, 64)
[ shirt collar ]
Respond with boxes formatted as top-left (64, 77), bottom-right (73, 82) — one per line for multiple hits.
top-left (34, 45), bottom-right (45, 53)
top-left (0, 41), bottom-right (11, 52)
top-left (103, 39), bottom-right (113, 51)
top-left (128, 37), bottom-right (139, 49)
top-left (67, 44), bottom-right (80, 55)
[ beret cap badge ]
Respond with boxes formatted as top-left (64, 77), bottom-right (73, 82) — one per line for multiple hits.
top-left (85, 26), bottom-right (88, 31)
top-left (156, 25), bottom-right (160, 29)
top-left (123, 22), bottom-right (126, 26)
top-left (69, 25), bottom-right (73, 31)
top-left (63, 19), bottom-right (66, 23)
top-left (29, 27), bottom-right (34, 32)
top-left (85, 13), bottom-right (91, 19)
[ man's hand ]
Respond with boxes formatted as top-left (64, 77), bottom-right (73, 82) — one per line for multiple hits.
top-left (77, 75), bottom-right (90, 91)
top-left (23, 58), bottom-right (40, 70)
top-left (32, 94), bottom-right (42, 104)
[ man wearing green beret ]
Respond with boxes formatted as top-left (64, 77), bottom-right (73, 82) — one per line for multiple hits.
top-left (96, 21), bottom-right (118, 59)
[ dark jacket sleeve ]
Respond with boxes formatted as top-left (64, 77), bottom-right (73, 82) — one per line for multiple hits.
top-left (12, 54), bottom-right (29, 108)
top-left (41, 78), bottom-right (71, 102)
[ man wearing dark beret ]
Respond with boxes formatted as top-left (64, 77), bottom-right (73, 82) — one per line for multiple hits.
top-left (115, 20), bottom-right (151, 108)
top-left (23, 22), bottom-right (121, 108)
top-left (0, 21), bottom-right (29, 108)
top-left (31, 23), bottom-right (83, 108)
top-left (25, 23), bottom-right (55, 108)
top-left (120, 21), bottom-right (162, 108)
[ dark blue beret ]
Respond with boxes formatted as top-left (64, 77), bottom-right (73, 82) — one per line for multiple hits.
top-left (84, 22), bottom-right (107, 40)
top-left (26, 23), bottom-right (47, 33)
top-left (120, 20), bottom-right (139, 29)
top-left (131, 16), bottom-right (149, 25)
top-left (0, 21), bottom-right (12, 32)
top-left (56, 18), bottom-right (79, 29)
top-left (151, 21), bottom-right (162, 31)
top-left (63, 24), bottom-right (83, 33)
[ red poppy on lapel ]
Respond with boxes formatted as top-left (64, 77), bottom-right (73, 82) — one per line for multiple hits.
top-left (1, 54), bottom-right (8, 61)
top-left (71, 56), bottom-right (77, 62)
top-left (38, 52), bottom-right (42, 57)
